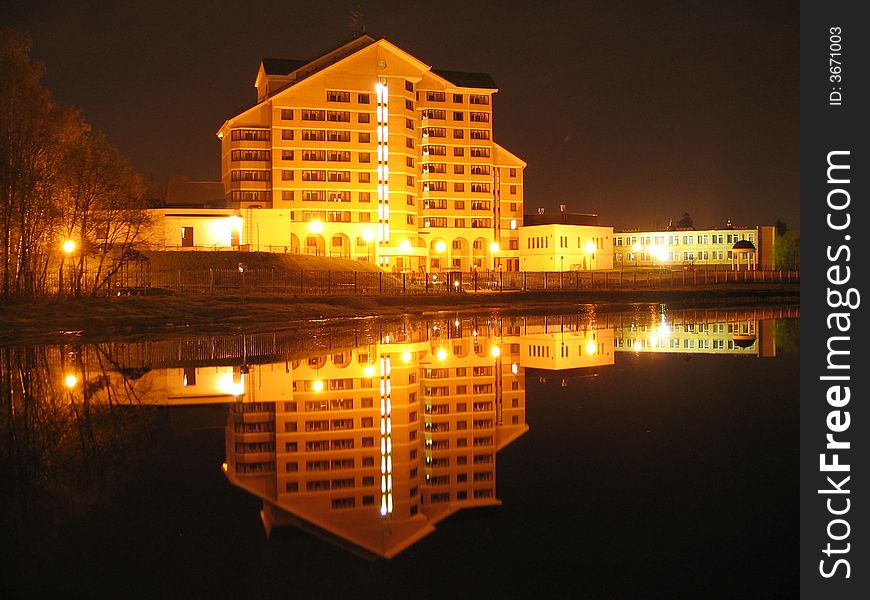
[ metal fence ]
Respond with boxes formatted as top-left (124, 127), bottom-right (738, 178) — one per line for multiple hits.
top-left (130, 268), bottom-right (800, 297)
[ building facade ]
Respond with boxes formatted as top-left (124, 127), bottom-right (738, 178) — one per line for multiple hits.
top-left (216, 35), bottom-right (524, 272)
top-left (613, 226), bottom-right (776, 270)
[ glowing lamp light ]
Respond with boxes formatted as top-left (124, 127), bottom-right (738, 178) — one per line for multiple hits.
top-left (64, 374), bottom-right (78, 388)
top-left (362, 229), bottom-right (375, 243)
top-left (489, 242), bottom-right (500, 253)
top-left (490, 345), bottom-right (501, 358)
top-left (62, 240), bottom-right (76, 254)
top-left (510, 219), bottom-right (517, 230)
top-left (584, 241), bottom-right (597, 254)
top-left (364, 365), bottom-right (376, 378)
top-left (309, 220), bottom-right (324, 234)
top-left (586, 340), bottom-right (597, 355)
top-left (633, 341), bottom-right (643, 352)
top-left (454, 320), bottom-right (460, 327)
top-left (227, 216), bottom-right (242, 232)
top-left (312, 380), bottom-right (324, 392)
top-left (399, 239), bottom-right (411, 251)
top-left (656, 246), bottom-right (669, 262)
top-left (632, 242), bottom-right (642, 253)
top-left (401, 351), bottom-right (412, 363)
top-left (453, 280), bottom-right (460, 288)
top-left (436, 347), bottom-right (447, 361)
top-left (434, 240), bottom-right (447, 253)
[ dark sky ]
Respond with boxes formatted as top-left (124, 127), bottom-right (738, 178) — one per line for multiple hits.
top-left (6, 0), bottom-right (799, 231)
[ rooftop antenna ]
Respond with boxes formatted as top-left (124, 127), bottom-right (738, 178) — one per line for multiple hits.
top-left (349, 5), bottom-right (366, 37)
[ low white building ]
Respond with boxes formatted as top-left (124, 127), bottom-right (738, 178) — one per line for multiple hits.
top-left (519, 223), bottom-right (614, 271)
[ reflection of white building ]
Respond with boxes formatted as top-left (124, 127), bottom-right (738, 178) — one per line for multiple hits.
top-left (520, 328), bottom-right (614, 371)
top-left (612, 316), bottom-right (777, 357)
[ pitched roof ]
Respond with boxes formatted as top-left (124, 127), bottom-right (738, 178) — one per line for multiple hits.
top-left (431, 69), bottom-right (497, 89)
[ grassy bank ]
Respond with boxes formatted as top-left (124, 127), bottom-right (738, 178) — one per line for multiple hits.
top-left (0, 283), bottom-right (799, 346)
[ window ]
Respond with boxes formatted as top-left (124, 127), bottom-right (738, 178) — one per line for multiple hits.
top-left (358, 93), bottom-right (370, 104)
top-left (454, 183), bottom-right (465, 192)
top-left (426, 91), bottom-right (445, 102)
top-left (406, 137), bottom-right (415, 149)
top-left (358, 152), bottom-right (371, 163)
top-left (359, 132), bottom-right (370, 143)
top-left (470, 147), bottom-right (491, 158)
top-left (454, 164), bottom-right (464, 174)
top-left (231, 170), bottom-right (270, 181)
top-left (327, 130), bottom-right (351, 142)
top-left (454, 147), bottom-right (464, 156)
top-left (454, 129), bottom-right (464, 139)
top-left (509, 168), bottom-right (517, 177)
top-left (327, 90), bottom-right (351, 102)
top-left (358, 113), bottom-right (370, 123)
top-left (405, 80), bottom-right (414, 92)
top-left (302, 150), bottom-right (326, 161)
top-left (281, 109), bottom-right (294, 120)
top-left (422, 109), bottom-right (446, 120)
top-left (281, 150), bottom-right (294, 160)
top-left (281, 130), bottom-right (294, 140)
top-left (510, 185), bottom-right (517, 194)
top-left (406, 157), bottom-right (415, 168)
top-left (302, 170), bottom-right (325, 181)
top-left (469, 94), bottom-right (490, 105)
top-left (302, 130), bottom-right (325, 141)
top-left (231, 129), bottom-right (270, 141)
top-left (302, 109), bottom-right (325, 121)
top-left (358, 172), bottom-right (370, 183)
top-left (328, 150), bottom-right (351, 162)
top-left (327, 110), bottom-right (351, 122)
top-left (359, 192), bottom-right (371, 202)
top-left (281, 170), bottom-right (294, 181)
top-left (328, 170), bottom-right (351, 182)
top-left (469, 112), bottom-right (490, 123)
top-left (231, 149), bottom-right (270, 161)
top-left (453, 94), bottom-right (463, 103)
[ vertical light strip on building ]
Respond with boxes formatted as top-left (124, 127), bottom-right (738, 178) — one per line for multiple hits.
top-left (379, 353), bottom-right (393, 516)
top-left (375, 78), bottom-right (390, 266)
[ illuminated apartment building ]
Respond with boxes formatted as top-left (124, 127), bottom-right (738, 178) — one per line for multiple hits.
top-left (613, 226), bottom-right (776, 270)
top-left (216, 35), bottom-right (524, 272)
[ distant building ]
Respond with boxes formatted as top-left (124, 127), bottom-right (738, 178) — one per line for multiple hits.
top-left (613, 225), bottom-right (776, 270)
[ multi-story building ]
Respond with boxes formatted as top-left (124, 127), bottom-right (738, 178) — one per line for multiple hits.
top-left (613, 225), bottom-right (776, 270)
top-left (216, 34), bottom-right (524, 273)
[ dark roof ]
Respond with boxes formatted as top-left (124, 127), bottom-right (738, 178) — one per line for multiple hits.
top-left (432, 69), bottom-right (497, 89)
top-left (524, 212), bottom-right (600, 227)
top-left (261, 58), bottom-right (309, 76)
top-left (166, 176), bottom-right (226, 208)
top-left (732, 240), bottom-right (756, 250)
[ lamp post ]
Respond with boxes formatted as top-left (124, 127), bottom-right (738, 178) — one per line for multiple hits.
top-left (308, 220), bottom-right (324, 256)
top-left (362, 229), bottom-right (375, 263)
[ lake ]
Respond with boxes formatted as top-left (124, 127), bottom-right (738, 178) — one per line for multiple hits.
top-left (1, 304), bottom-right (799, 599)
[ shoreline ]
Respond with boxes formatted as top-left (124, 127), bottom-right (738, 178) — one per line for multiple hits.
top-left (0, 284), bottom-right (799, 346)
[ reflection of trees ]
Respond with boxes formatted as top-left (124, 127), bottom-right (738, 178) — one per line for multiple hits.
top-left (774, 318), bottom-right (800, 353)
top-left (0, 344), bottom-right (159, 563)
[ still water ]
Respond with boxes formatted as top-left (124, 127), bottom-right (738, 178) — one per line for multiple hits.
top-left (1, 305), bottom-right (799, 599)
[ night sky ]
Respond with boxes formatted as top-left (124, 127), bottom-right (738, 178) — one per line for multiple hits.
top-left (6, 0), bottom-right (799, 231)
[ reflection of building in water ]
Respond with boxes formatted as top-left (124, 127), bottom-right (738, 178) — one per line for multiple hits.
top-left (218, 330), bottom-right (526, 558)
top-left (611, 311), bottom-right (779, 357)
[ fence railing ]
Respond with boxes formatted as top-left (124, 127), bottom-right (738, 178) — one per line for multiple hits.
top-left (121, 268), bottom-right (800, 297)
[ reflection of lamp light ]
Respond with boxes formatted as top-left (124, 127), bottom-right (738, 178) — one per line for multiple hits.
top-left (586, 340), bottom-right (597, 355)
top-left (64, 374), bottom-right (78, 388)
top-left (436, 347), bottom-right (447, 361)
top-left (511, 363), bottom-right (518, 374)
top-left (633, 341), bottom-right (642, 352)
top-left (435, 240), bottom-right (446, 253)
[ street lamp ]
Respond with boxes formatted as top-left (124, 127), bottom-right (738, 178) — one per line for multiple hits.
top-left (584, 240), bottom-right (596, 271)
top-left (400, 239), bottom-right (411, 272)
top-left (362, 229), bottom-right (375, 263)
top-left (59, 239), bottom-right (76, 295)
top-left (631, 241), bottom-right (642, 285)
